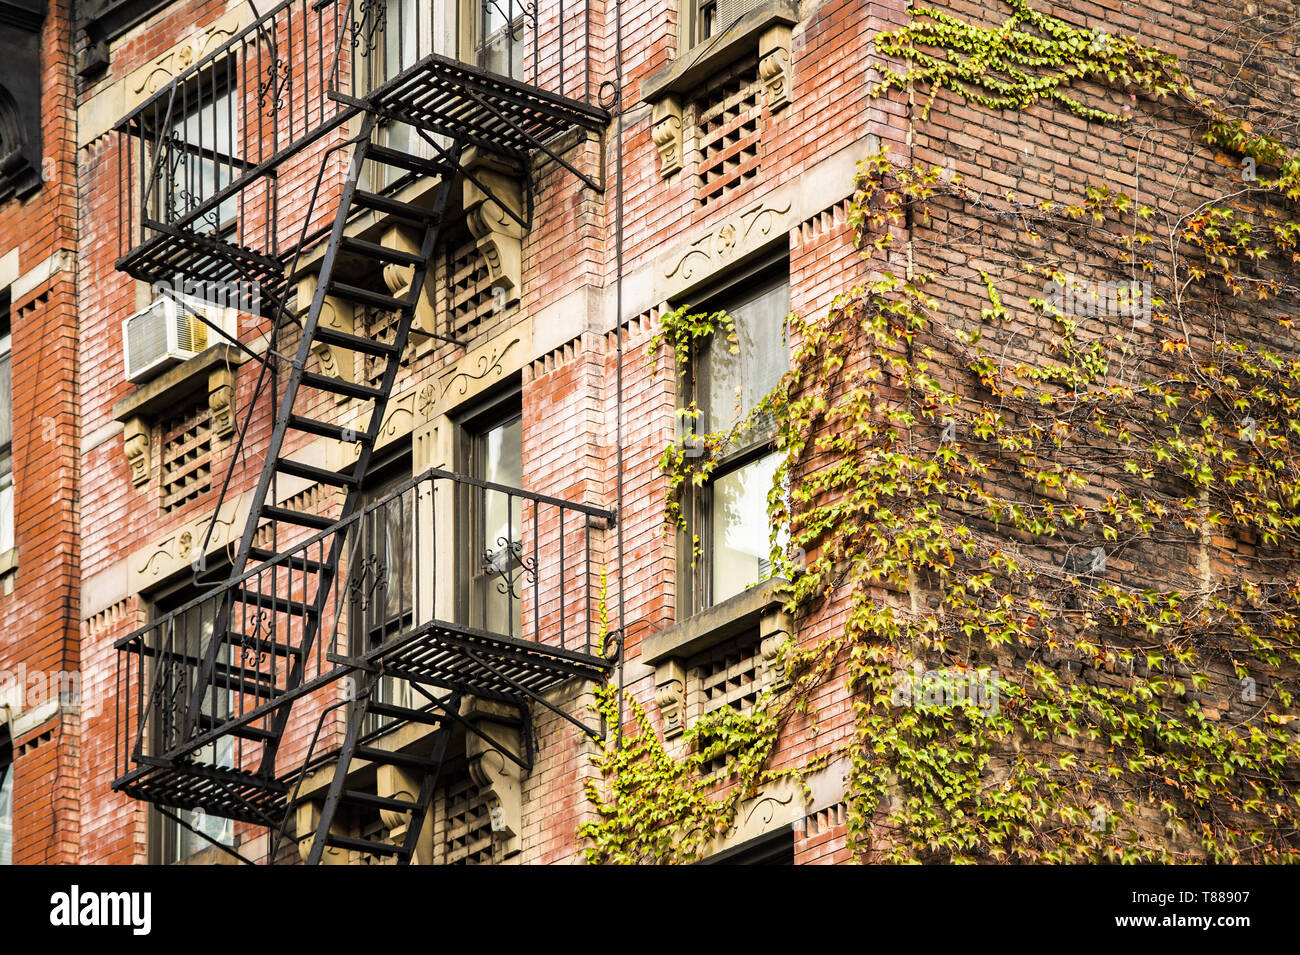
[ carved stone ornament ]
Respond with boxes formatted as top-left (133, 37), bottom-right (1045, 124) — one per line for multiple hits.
top-left (758, 24), bottom-right (793, 112)
top-left (208, 366), bottom-right (236, 439)
top-left (655, 658), bottom-right (687, 738)
top-left (462, 695), bottom-right (524, 857)
top-left (462, 153), bottom-right (525, 301)
top-left (651, 96), bottom-right (684, 178)
top-left (123, 416), bottom-right (150, 486)
top-left (298, 272), bottom-right (355, 399)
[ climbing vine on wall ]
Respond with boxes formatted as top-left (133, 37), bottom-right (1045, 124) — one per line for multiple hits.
top-left (582, 0), bottom-right (1300, 863)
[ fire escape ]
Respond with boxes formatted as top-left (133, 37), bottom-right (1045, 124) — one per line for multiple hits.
top-left (110, 0), bottom-right (614, 863)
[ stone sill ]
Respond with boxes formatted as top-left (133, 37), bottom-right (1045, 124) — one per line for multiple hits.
top-left (0, 547), bottom-right (15, 577)
top-left (639, 0), bottom-right (798, 103)
top-left (112, 344), bottom-right (246, 423)
top-left (643, 576), bottom-right (791, 665)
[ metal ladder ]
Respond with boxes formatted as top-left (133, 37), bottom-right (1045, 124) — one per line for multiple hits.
top-left (184, 112), bottom-right (464, 777)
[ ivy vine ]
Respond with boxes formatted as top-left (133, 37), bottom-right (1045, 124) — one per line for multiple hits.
top-left (582, 0), bottom-right (1300, 864)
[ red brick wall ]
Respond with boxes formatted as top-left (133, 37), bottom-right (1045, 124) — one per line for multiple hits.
top-left (0, 0), bottom-right (82, 865)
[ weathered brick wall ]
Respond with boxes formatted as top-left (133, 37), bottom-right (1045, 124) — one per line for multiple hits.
top-left (66, 0), bottom-right (1297, 866)
top-left (0, 0), bottom-right (82, 865)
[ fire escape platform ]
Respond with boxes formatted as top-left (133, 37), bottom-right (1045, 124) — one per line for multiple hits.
top-left (115, 758), bottom-right (290, 827)
top-left (354, 619), bottom-right (611, 701)
top-left (116, 221), bottom-right (293, 319)
top-left (351, 52), bottom-right (609, 163)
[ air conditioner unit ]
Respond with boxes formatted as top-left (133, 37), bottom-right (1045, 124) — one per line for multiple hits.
top-left (715, 0), bottom-right (768, 35)
top-left (122, 294), bottom-right (228, 383)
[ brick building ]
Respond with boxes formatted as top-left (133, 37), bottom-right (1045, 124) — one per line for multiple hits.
top-left (0, 0), bottom-right (83, 866)
top-left (0, 0), bottom-right (1292, 865)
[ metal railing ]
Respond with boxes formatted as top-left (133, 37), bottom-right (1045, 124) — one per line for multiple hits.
top-left (113, 467), bottom-right (612, 785)
top-left (114, 0), bottom-right (601, 279)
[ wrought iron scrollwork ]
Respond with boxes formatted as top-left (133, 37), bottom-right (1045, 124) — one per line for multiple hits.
top-left (482, 536), bottom-right (535, 600)
top-left (348, 554), bottom-right (389, 612)
top-left (351, 0), bottom-right (388, 56)
top-left (258, 57), bottom-right (292, 116)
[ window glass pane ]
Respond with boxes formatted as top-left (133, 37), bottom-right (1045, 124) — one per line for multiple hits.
top-left (710, 451), bottom-right (782, 604)
top-left (479, 0), bottom-right (523, 78)
top-left (0, 465), bottom-right (11, 554)
top-left (475, 413), bottom-right (523, 636)
top-left (0, 345), bottom-right (11, 451)
top-left (0, 755), bottom-right (11, 865)
top-left (700, 277), bottom-right (789, 433)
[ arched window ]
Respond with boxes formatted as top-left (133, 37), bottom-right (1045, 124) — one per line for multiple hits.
top-left (0, 83), bottom-right (39, 202)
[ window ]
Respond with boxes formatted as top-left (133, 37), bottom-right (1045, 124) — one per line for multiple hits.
top-left (683, 261), bottom-right (789, 613)
top-left (150, 67), bottom-right (238, 234)
top-left (0, 729), bottom-right (12, 865)
top-left (699, 825), bottom-right (794, 864)
top-left (349, 448), bottom-right (417, 731)
top-left (689, 0), bottom-right (719, 45)
top-left (457, 387), bottom-right (523, 638)
top-left (148, 576), bottom-right (235, 863)
top-left (0, 297), bottom-right (11, 555)
top-left (476, 0), bottom-right (525, 80)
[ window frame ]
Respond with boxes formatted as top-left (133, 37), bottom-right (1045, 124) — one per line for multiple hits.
top-left (453, 382), bottom-right (524, 637)
top-left (145, 567), bottom-right (237, 865)
top-left (678, 254), bottom-right (790, 616)
top-left (0, 292), bottom-right (11, 557)
top-left (143, 59), bottom-right (241, 237)
top-left (0, 727), bottom-right (12, 866)
top-left (348, 442), bottom-right (417, 732)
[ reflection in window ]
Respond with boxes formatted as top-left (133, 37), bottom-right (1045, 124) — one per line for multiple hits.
top-left (710, 451), bottom-right (784, 605)
top-left (351, 463), bottom-right (417, 729)
top-left (684, 266), bottom-right (790, 612)
top-left (477, 0), bottom-right (525, 80)
top-left (162, 74), bottom-right (238, 234)
top-left (0, 732), bottom-right (12, 865)
top-left (471, 410), bottom-right (523, 637)
top-left (0, 306), bottom-right (11, 555)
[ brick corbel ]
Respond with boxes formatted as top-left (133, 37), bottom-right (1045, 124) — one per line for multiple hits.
top-left (462, 151), bottom-right (524, 303)
top-left (462, 695), bottom-right (524, 858)
top-left (297, 273), bottom-right (355, 401)
top-left (651, 97), bottom-right (684, 178)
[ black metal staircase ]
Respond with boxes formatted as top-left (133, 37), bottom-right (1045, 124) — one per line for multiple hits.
top-left (109, 0), bottom-right (615, 864)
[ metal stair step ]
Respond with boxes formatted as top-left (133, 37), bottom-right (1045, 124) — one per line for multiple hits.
top-left (225, 631), bottom-right (305, 658)
top-left (323, 833), bottom-right (412, 858)
top-left (365, 143), bottom-right (449, 177)
top-left (209, 668), bottom-right (278, 698)
top-left (339, 235), bottom-right (423, 268)
top-left (231, 586), bottom-right (322, 618)
top-left (339, 789), bottom-right (421, 814)
top-left (196, 713), bottom-right (275, 742)
top-left (353, 746), bottom-right (444, 773)
top-left (352, 189), bottom-right (438, 223)
top-left (274, 456), bottom-right (360, 488)
top-left (247, 547), bottom-right (328, 574)
top-left (366, 701), bottom-right (447, 727)
top-left (314, 323), bottom-right (403, 357)
top-left (300, 370), bottom-right (386, 402)
top-left (261, 505), bottom-right (336, 532)
top-left (287, 413), bottom-right (371, 444)
top-left (326, 281), bottom-right (411, 313)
